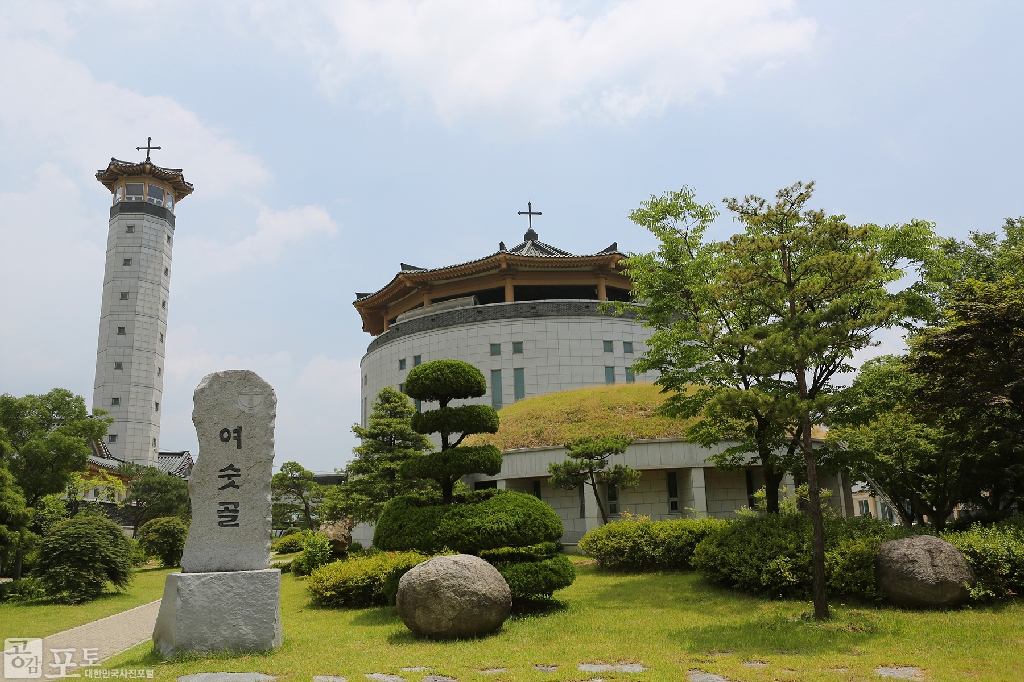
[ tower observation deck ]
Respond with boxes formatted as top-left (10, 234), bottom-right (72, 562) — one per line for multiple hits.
top-left (93, 154), bottom-right (193, 465)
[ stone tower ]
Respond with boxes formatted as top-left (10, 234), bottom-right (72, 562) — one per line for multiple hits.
top-left (93, 154), bottom-right (193, 465)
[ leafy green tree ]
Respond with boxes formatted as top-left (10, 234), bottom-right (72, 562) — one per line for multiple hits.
top-left (271, 461), bottom-right (323, 530)
top-left (907, 276), bottom-right (1024, 519)
top-left (0, 388), bottom-right (109, 577)
top-left (549, 436), bottom-right (640, 525)
top-left (609, 187), bottom-right (802, 513)
top-left (0, 465), bottom-right (31, 578)
top-left (34, 512), bottom-right (133, 604)
top-left (399, 360), bottom-right (502, 504)
top-left (122, 466), bottom-right (190, 536)
top-left (717, 181), bottom-right (927, 619)
top-left (137, 516), bottom-right (189, 567)
top-left (323, 387), bottom-right (433, 524)
top-left (828, 356), bottom-right (972, 531)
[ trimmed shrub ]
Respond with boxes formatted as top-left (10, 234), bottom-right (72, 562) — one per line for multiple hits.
top-left (493, 553), bottom-right (576, 600)
top-left (308, 551), bottom-right (429, 607)
top-left (692, 514), bottom-right (910, 601)
top-left (349, 541), bottom-right (364, 553)
top-left (943, 520), bottom-right (1024, 600)
top-left (479, 542), bottom-right (560, 563)
top-left (34, 512), bottom-right (134, 604)
top-left (578, 516), bottom-right (727, 571)
top-left (293, 532), bottom-right (333, 576)
top-left (404, 360), bottom-right (487, 403)
top-left (0, 576), bottom-right (46, 603)
top-left (137, 517), bottom-right (188, 567)
top-left (273, 531), bottom-right (307, 555)
top-left (374, 490), bottom-right (563, 554)
top-left (411, 405), bottom-right (499, 437)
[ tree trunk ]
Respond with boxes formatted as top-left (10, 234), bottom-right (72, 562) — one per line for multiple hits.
top-left (801, 412), bottom-right (830, 620)
top-left (762, 463), bottom-right (785, 514)
top-left (441, 478), bottom-right (454, 505)
top-left (588, 472), bottom-right (609, 525)
top-left (302, 499), bottom-right (314, 530)
top-left (13, 548), bottom-right (24, 581)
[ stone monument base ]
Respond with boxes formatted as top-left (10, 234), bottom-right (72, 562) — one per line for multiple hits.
top-left (152, 569), bottom-right (282, 657)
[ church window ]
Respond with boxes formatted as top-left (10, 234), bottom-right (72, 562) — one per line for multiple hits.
top-left (147, 184), bottom-right (165, 207)
top-left (491, 370), bottom-right (502, 408)
top-left (605, 367), bottom-right (615, 384)
top-left (623, 341), bottom-right (633, 353)
top-left (607, 483), bottom-right (619, 515)
top-left (115, 187), bottom-right (123, 203)
top-left (160, 333), bottom-right (164, 342)
top-left (125, 183), bottom-right (144, 201)
top-left (157, 367), bottom-right (161, 376)
top-left (108, 434), bottom-right (118, 443)
top-left (123, 258), bottom-right (132, 266)
top-left (413, 355), bottom-right (422, 366)
top-left (490, 343), bottom-right (501, 356)
top-left (162, 301), bottom-right (166, 309)
top-left (603, 340), bottom-right (613, 352)
top-left (667, 471), bottom-right (679, 512)
top-left (399, 358), bottom-right (406, 370)
top-left (512, 342), bottom-right (523, 354)
top-left (117, 327), bottom-right (126, 335)
top-left (626, 368), bottom-right (635, 384)
top-left (114, 362), bottom-right (123, 370)
top-left (514, 368), bottom-right (525, 401)
top-left (126, 225), bottom-right (134, 233)
top-left (111, 397), bottom-right (120, 406)
top-left (155, 402), bottom-right (159, 411)
top-left (120, 292), bottom-right (129, 300)
top-left (164, 267), bottom-right (169, 276)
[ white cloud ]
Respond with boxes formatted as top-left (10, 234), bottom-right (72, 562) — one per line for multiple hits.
top-left (0, 37), bottom-right (270, 198)
top-left (244, 0), bottom-right (817, 127)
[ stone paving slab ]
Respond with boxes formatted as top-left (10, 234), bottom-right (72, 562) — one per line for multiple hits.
top-left (40, 599), bottom-right (162, 663)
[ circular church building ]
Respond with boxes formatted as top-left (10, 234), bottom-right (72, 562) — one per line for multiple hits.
top-left (354, 228), bottom-right (656, 424)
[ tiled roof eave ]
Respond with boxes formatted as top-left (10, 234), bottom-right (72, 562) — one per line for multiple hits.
top-left (95, 158), bottom-right (194, 199)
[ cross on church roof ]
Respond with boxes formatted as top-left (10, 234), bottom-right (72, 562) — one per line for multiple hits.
top-left (136, 136), bottom-right (161, 163)
top-left (517, 201), bottom-right (542, 238)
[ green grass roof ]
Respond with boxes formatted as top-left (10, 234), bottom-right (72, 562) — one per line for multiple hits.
top-left (465, 383), bottom-right (693, 451)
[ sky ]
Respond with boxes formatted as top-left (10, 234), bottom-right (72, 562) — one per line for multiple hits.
top-left (1, 1), bottom-right (1022, 474)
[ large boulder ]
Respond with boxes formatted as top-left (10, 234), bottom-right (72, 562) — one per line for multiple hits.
top-left (320, 518), bottom-right (353, 557)
top-left (396, 554), bottom-right (511, 639)
top-left (875, 535), bottom-right (974, 607)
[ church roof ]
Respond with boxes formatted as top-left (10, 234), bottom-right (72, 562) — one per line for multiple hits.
top-left (96, 158), bottom-right (194, 200)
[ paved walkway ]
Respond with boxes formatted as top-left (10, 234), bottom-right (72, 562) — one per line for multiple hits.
top-left (41, 599), bottom-right (161, 663)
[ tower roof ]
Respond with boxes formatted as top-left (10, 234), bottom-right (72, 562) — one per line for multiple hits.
top-left (96, 158), bottom-right (194, 200)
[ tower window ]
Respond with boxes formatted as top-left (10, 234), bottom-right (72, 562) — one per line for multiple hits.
top-left (399, 358), bottom-right (406, 370)
top-left (111, 397), bottom-right (120, 406)
top-left (162, 301), bottom-right (166, 309)
top-left (605, 367), bottom-right (615, 384)
top-left (155, 402), bottom-right (159, 411)
top-left (123, 258), bottom-right (132, 266)
top-left (126, 225), bottom-right (134, 233)
top-left (490, 343), bottom-right (501, 356)
top-left (108, 434), bottom-right (118, 443)
top-left (125, 183), bottom-right (144, 201)
top-left (514, 368), bottom-right (525, 401)
top-left (607, 483), bottom-right (619, 515)
top-left (114, 362), bottom-right (123, 370)
top-left (624, 341), bottom-right (633, 354)
top-left (157, 367), bottom-right (161, 376)
top-left (413, 355), bottom-right (422, 366)
top-left (491, 369), bottom-right (502, 408)
top-left (166, 195), bottom-right (174, 211)
top-left (603, 340), bottom-right (614, 352)
top-left (147, 184), bottom-right (165, 207)
top-left (115, 187), bottom-right (123, 203)
top-left (512, 341), bottom-right (523, 354)
top-left (167, 235), bottom-right (172, 245)
top-left (164, 267), bottom-right (169, 276)
top-left (120, 292), bottom-right (129, 300)
top-left (153, 438), bottom-right (157, 447)
top-left (117, 326), bottom-right (126, 335)
top-left (363, 374), bottom-right (367, 386)
top-left (159, 333), bottom-right (164, 342)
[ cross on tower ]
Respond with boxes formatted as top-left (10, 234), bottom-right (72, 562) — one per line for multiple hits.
top-left (136, 137), bottom-right (161, 163)
top-left (517, 201), bottom-right (542, 231)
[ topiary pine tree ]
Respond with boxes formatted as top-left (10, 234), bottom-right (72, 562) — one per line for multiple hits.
top-left (399, 359), bottom-right (502, 504)
top-left (549, 435), bottom-right (640, 525)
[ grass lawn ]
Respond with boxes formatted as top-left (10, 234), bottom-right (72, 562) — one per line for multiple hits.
top-left (0, 566), bottom-right (174, 642)
top-left (101, 559), bottom-right (1022, 682)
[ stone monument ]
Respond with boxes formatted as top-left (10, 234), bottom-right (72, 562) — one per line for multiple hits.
top-left (152, 370), bottom-right (283, 656)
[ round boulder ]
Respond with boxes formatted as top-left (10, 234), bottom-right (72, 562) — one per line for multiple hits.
top-left (396, 554), bottom-right (511, 639)
top-left (875, 535), bottom-right (974, 607)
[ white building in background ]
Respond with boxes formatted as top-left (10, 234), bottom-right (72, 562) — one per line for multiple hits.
top-left (92, 154), bottom-right (193, 466)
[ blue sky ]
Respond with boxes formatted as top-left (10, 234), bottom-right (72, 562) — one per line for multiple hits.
top-left (1, 1), bottom-right (1022, 473)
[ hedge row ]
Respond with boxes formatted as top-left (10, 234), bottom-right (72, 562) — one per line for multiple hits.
top-left (307, 551), bottom-right (429, 607)
top-left (578, 516), bottom-right (726, 571)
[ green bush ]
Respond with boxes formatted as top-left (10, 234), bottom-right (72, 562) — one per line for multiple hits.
top-left (349, 541), bottom-right (364, 553)
top-left (943, 520), bottom-right (1024, 600)
top-left (137, 517), bottom-right (189, 567)
top-left (375, 490), bottom-right (563, 554)
top-left (692, 513), bottom-right (910, 601)
top-left (308, 551), bottom-right (429, 607)
top-left (493, 553), bottom-right (576, 600)
top-left (0, 576), bottom-right (46, 603)
top-left (34, 512), bottom-right (134, 604)
top-left (479, 542), bottom-right (560, 563)
top-left (292, 532), bottom-right (333, 576)
top-left (282, 526), bottom-right (301, 536)
top-left (404, 359), bottom-right (487, 403)
top-left (578, 516), bottom-right (727, 571)
top-left (273, 531), bottom-right (307, 555)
